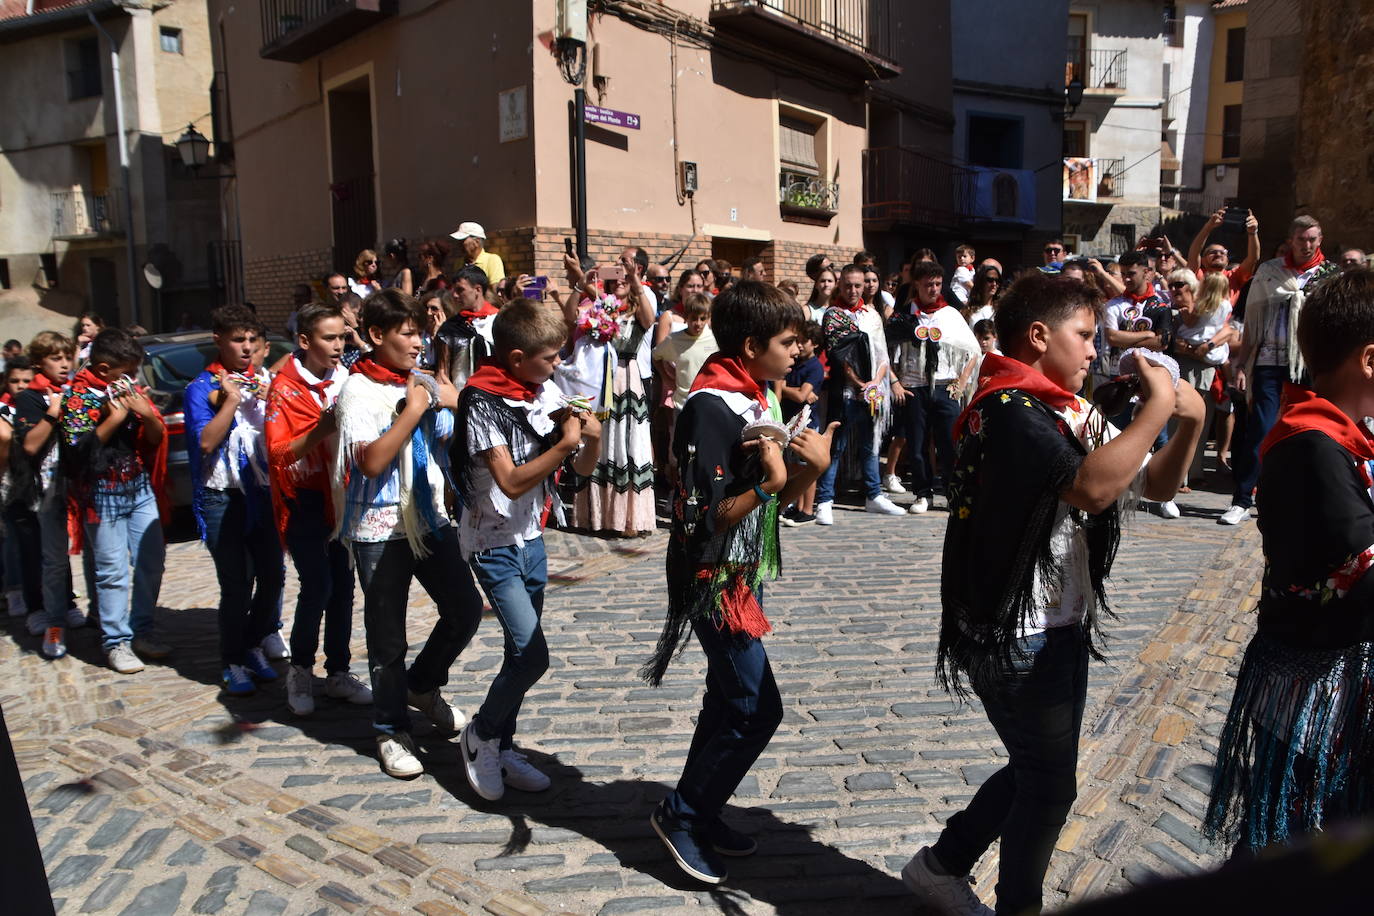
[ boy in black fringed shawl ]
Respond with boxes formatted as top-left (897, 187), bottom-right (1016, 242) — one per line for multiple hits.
top-left (1205, 269), bottom-right (1374, 855)
top-left (902, 274), bottom-right (1205, 916)
top-left (643, 281), bottom-right (837, 886)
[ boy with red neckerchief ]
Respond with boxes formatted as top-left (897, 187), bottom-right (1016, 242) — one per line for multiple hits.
top-left (265, 301), bottom-right (372, 717)
top-left (185, 306), bottom-right (284, 696)
top-left (1206, 268), bottom-right (1374, 853)
top-left (433, 264), bottom-right (500, 387)
top-left (449, 300), bottom-right (601, 802)
top-left (59, 328), bottom-right (168, 670)
top-left (333, 288), bottom-right (485, 780)
top-left (644, 281), bottom-right (838, 885)
top-left (904, 273), bottom-right (1203, 915)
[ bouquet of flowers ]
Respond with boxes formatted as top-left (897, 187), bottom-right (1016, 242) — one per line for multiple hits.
top-left (577, 302), bottom-right (620, 343)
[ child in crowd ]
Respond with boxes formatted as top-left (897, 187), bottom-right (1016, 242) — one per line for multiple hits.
top-left (451, 300), bottom-right (602, 801)
top-left (1, 358), bottom-right (33, 619)
top-left (908, 273), bottom-right (1203, 915)
top-left (9, 333), bottom-right (88, 650)
top-left (973, 319), bottom-right (998, 356)
top-left (59, 329), bottom-right (168, 669)
top-left (186, 306), bottom-right (285, 696)
top-left (950, 244), bottom-right (976, 306)
top-left (652, 293), bottom-right (717, 415)
top-left (1205, 269), bottom-right (1374, 853)
top-left (333, 288), bottom-right (485, 779)
top-left (779, 320), bottom-right (824, 525)
top-left (644, 281), bottom-right (837, 884)
top-left (265, 302), bottom-right (372, 716)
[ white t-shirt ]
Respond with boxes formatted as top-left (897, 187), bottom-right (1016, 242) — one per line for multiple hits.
top-left (202, 367), bottom-right (272, 492)
top-left (951, 265), bottom-right (974, 305)
top-left (1177, 301), bottom-right (1233, 366)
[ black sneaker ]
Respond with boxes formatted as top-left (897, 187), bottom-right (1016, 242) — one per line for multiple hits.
top-left (707, 819), bottom-right (757, 857)
top-left (650, 802), bottom-right (727, 884)
top-left (790, 511), bottom-right (816, 526)
top-left (780, 505), bottom-right (801, 528)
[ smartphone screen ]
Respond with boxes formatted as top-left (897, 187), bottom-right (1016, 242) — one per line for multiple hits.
top-left (522, 276), bottom-right (549, 299)
top-left (601, 264), bottom-right (626, 283)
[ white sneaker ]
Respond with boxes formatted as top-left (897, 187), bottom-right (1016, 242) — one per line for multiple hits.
top-left (499, 749), bottom-right (551, 792)
top-left (460, 722), bottom-right (505, 801)
top-left (814, 502), bottom-right (834, 526)
top-left (106, 642), bottom-right (145, 674)
top-left (325, 671), bottom-right (373, 705)
top-left (908, 496), bottom-right (930, 514)
top-left (6, 589), bottom-right (27, 617)
top-left (25, 612), bottom-right (46, 636)
top-left (1219, 504), bottom-right (1250, 526)
top-left (900, 847), bottom-right (994, 916)
top-left (260, 631), bottom-right (289, 660)
top-left (377, 734), bottom-right (423, 779)
top-left (1159, 500), bottom-right (1181, 519)
top-left (865, 494), bottom-right (906, 516)
top-left (407, 688), bottom-right (464, 735)
top-left (883, 474), bottom-right (908, 494)
top-left (286, 665), bottom-right (315, 716)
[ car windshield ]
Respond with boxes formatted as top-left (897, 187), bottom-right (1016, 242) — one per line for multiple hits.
top-left (140, 339), bottom-right (294, 396)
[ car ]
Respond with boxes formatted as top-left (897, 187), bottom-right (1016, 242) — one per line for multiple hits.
top-left (137, 331), bottom-right (294, 509)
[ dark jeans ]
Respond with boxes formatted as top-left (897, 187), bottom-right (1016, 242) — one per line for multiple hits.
top-left (816, 397), bottom-right (882, 503)
top-left (892, 383), bottom-right (960, 497)
top-left (3, 506), bottom-right (41, 613)
top-left (663, 613), bottom-right (784, 826)
top-left (284, 490), bottom-right (355, 673)
top-left (931, 624), bottom-right (1089, 915)
top-left (351, 525), bottom-right (484, 736)
top-left (1231, 365), bottom-right (1288, 509)
top-left (201, 487), bottom-right (285, 666)
top-left (469, 538), bottom-right (549, 750)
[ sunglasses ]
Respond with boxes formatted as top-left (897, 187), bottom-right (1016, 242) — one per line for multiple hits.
top-left (1168, 281), bottom-right (1189, 290)
top-left (1045, 247), bottom-right (1064, 254)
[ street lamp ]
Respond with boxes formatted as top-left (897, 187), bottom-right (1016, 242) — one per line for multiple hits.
top-left (175, 124), bottom-right (211, 170)
top-left (1066, 77), bottom-right (1085, 116)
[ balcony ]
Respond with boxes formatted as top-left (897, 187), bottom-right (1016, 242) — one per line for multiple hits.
top-left (710, 1), bottom-right (901, 81)
top-left (52, 188), bottom-right (123, 240)
top-left (780, 170), bottom-right (840, 224)
top-left (1062, 157), bottom-right (1124, 203)
top-left (260, 0), bottom-right (398, 63)
top-left (861, 147), bottom-right (972, 230)
top-left (1065, 47), bottom-right (1127, 93)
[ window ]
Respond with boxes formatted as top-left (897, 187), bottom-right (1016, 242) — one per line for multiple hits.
top-left (40, 253), bottom-right (59, 288)
top-left (64, 36), bottom-right (102, 100)
top-left (1110, 224), bottom-right (1137, 256)
top-left (779, 116), bottom-right (820, 179)
top-left (967, 115), bottom-right (1023, 169)
top-left (1221, 104), bottom-right (1242, 159)
top-left (1225, 27), bottom-right (1245, 82)
top-left (160, 27), bottom-right (183, 54)
top-left (0, 259), bottom-right (9, 291)
top-left (1163, 5), bottom-right (1182, 47)
top-left (1063, 120), bottom-right (1087, 158)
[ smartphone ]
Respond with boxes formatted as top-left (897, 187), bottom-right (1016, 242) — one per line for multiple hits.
top-left (601, 264), bottom-right (626, 283)
top-left (564, 237), bottom-right (575, 258)
top-left (522, 276), bottom-right (550, 299)
top-left (1222, 206), bottom-right (1248, 227)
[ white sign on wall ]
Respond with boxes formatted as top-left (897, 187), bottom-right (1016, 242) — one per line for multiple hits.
top-left (499, 86), bottom-right (528, 143)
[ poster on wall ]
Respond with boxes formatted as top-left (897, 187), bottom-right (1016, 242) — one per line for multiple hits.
top-left (499, 86), bottom-right (528, 143)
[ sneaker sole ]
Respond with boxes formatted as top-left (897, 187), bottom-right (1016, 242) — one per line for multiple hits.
top-left (711, 838), bottom-right (757, 857)
top-left (650, 813), bottom-right (726, 884)
top-left (460, 727), bottom-right (506, 801)
top-left (381, 760), bottom-right (424, 779)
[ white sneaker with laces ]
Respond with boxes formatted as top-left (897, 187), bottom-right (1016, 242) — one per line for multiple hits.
top-left (500, 749), bottom-right (551, 792)
top-left (260, 631), bottom-right (289, 660)
top-left (908, 496), bottom-right (930, 514)
top-left (325, 671), bottom-right (373, 705)
top-left (865, 494), bottom-right (906, 516)
top-left (1159, 500), bottom-right (1181, 519)
top-left (1219, 504), bottom-right (1250, 525)
top-left (377, 734), bottom-right (423, 779)
top-left (900, 847), bottom-right (994, 916)
top-left (460, 722), bottom-right (505, 801)
top-left (107, 642), bottom-right (145, 674)
top-left (814, 502), bottom-right (834, 526)
top-left (883, 474), bottom-right (908, 494)
top-left (286, 665), bottom-right (315, 716)
top-left (7, 589), bottom-right (28, 617)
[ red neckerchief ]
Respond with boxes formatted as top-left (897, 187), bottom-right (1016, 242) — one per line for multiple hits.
top-left (465, 364), bottom-right (539, 402)
top-left (1126, 288), bottom-right (1157, 304)
top-left (28, 372), bottom-right (59, 394)
top-left (71, 367), bottom-right (108, 393)
top-left (954, 353), bottom-right (1078, 441)
top-left (689, 353), bottom-right (769, 411)
top-left (1260, 383), bottom-right (1374, 463)
top-left (460, 300), bottom-right (499, 321)
top-left (1284, 249), bottom-right (1325, 274)
top-left (350, 357), bottom-right (408, 386)
top-left (0, 392), bottom-right (11, 406)
top-left (278, 356), bottom-right (335, 402)
top-left (834, 295), bottom-right (866, 314)
top-left (913, 296), bottom-right (950, 316)
top-left (204, 361), bottom-right (258, 380)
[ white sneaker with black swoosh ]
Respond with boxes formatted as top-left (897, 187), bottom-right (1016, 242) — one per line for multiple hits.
top-left (460, 722), bottom-right (504, 801)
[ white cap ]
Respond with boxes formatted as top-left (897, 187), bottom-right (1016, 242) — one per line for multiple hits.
top-left (449, 221), bottom-right (486, 241)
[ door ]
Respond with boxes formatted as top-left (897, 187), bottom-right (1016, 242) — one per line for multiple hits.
top-left (327, 77), bottom-right (377, 276)
top-left (1067, 13), bottom-right (1088, 86)
top-left (88, 257), bottom-right (119, 325)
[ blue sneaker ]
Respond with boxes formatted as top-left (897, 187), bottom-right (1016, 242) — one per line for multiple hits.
top-left (244, 647), bottom-right (278, 681)
top-left (707, 819), bottom-right (757, 857)
top-left (222, 664), bottom-right (255, 696)
top-left (650, 802), bottom-right (727, 884)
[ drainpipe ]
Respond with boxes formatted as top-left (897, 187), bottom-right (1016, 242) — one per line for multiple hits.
top-left (87, 8), bottom-right (141, 327)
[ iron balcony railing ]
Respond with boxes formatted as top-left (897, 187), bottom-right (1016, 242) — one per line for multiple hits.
top-left (711, 0), bottom-right (898, 67)
top-left (1063, 157), bottom-right (1125, 201)
top-left (1066, 46), bottom-right (1128, 91)
top-left (259, 0), bottom-right (396, 61)
top-left (861, 147), bottom-right (973, 229)
top-left (52, 188), bottom-right (123, 239)
top-left (330, 173), bottom-right (376, 276)
top-left (780, 169), bottom-right (840, 214)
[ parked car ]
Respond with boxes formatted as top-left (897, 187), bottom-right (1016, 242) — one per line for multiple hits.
top-left (137, 331), bottom-right (294, 508)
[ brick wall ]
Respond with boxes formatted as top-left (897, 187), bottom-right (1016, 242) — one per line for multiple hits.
top-left (243, 247), bottom-right (335, 333)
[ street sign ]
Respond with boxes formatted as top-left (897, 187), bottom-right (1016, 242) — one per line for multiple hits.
top-left (584, 105), bottom-right (640, 130)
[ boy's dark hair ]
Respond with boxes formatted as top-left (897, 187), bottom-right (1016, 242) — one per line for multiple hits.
top-left (973, 319), bottom-right (997, 338)
top-left (212, 304), bottom-right (260, 337)
top-left (710, 280), bottom-right (805, 357)
top-left (911, 261), bottom-right (945, 283)
top-left (853, 249), bottom-right (876, 266)
top-left (805, 252), bottom-right (830, 280)
top-left (3, 339), bottom-right (21, 350)
top-left (1298, 268), bottom-right (1374, 377)
top-left (453, 263), bottom-right (489, 293)
top-left (361, 288), bottom-right (425, 342)
top-left (296, 302), bottom-right (345, 338)
top-left (339, 291), bottom-right (363, 311)
top-left (1117, 251), bottom-right (1149, 271)
top-left (741, 255), bottom-right (764, 274)
top-left (839, 263), bottom-right (865, 281)
top-left (3, 355), bottom-right (32, 378)
top-left (492, 299), bottom-right (567, 359)
top-left (994, 273), bottom-right (1103, 350)
top-left (88, 327), bottom-right (145, 369)
top-left (683, 293), bottom-right (711, 319)
top-left (800, 320), bottom-right (824, 348)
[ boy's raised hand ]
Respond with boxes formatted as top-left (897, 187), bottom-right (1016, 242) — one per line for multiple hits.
top-left (787, 421), bottom-right (840, 474)
top-left (402, 372), bottom-right (431, 415)
top-left (754, 435), bottom-right (788, 493)
top-left (1135, 359), bottom-right (1176, 411)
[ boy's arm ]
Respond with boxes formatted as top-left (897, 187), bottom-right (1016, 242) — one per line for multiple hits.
top-left (780, 381), bottom-right (813, 404)
top-left (195, 374), bottom-right (241, 456)
top-left (1061, 362), bottom-right (1176, 513)
top-left (714, 436), bottom-right (788, 528)
top-left (1105, 327), bottom-right (1159, 350)
top-left (1142, 382), bottom-right (1205, 501)
top-left (358, 378), bottom-right (430, 478)
top-left (776, 422), bottom-right (839, 507)
top-left (480, 411), bottom-right (597, 499)
top-left (124, 390), bottom-right (165, 447)
top-left (22, 392), bottom-right (62, 457)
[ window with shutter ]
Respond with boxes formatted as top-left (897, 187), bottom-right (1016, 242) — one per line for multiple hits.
top-left (779, 117), bottom-right (820, 177)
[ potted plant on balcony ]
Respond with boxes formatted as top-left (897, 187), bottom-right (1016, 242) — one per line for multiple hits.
top-left (779, 174), bottom-right (838, 222)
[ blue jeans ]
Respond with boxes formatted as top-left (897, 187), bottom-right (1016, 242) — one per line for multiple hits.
top-left (468, 538), bottom-right (550, 750)
top-left (351, 525), bottom-right (484, 736)
top-left (201, 486), bottom-right (285, 666)
top-left (663, 613), bottom-right (783, 826)
top-left (284, 490), bottom-right (355, 673)
top-left (816, 397), bottom-right (882, 504)
top-left (85, 483), bottom-right (164, 651)
top-left (892, 383), bottom-right (960, 498)
top-left (931, 624), bottom-right (1089, 914)
top-left (1231, 365), bottom-right (1288, 508)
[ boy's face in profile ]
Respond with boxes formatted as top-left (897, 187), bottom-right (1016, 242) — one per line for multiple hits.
top-left (509, 344), bottom-right (562, 385)
top-left (745, 327), bottom-right (800, 383)
top-left (686, 313), bottom-right (710, 338)
top-left (214, 327), bottom-right (259, 373)
top-left (978, 333), bottom-right (997, 355)
top-left (369, 320), bottom-right (423, 372)
top-left (299, 316), bottom-right (346, 371)
top-left (5, 368), bottom-right (33, 396)
top-left (797, 337), bottom-right (816, 361)
top-left (1038, 308), bottom-right (1097, 391)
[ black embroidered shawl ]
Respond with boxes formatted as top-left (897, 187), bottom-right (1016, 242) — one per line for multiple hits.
top-left (449, 386), bottom-right (558, 506)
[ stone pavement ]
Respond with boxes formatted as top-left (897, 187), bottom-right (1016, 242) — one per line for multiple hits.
top-left (6, 478), bottom-right (1263, 915)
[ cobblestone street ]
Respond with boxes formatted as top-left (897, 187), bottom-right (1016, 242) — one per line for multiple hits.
top-left (8, 482), bottom-right (1262, 915)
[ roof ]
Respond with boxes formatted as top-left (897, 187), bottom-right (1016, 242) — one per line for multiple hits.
top-left (0, 0), bottom-right (167, 42)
